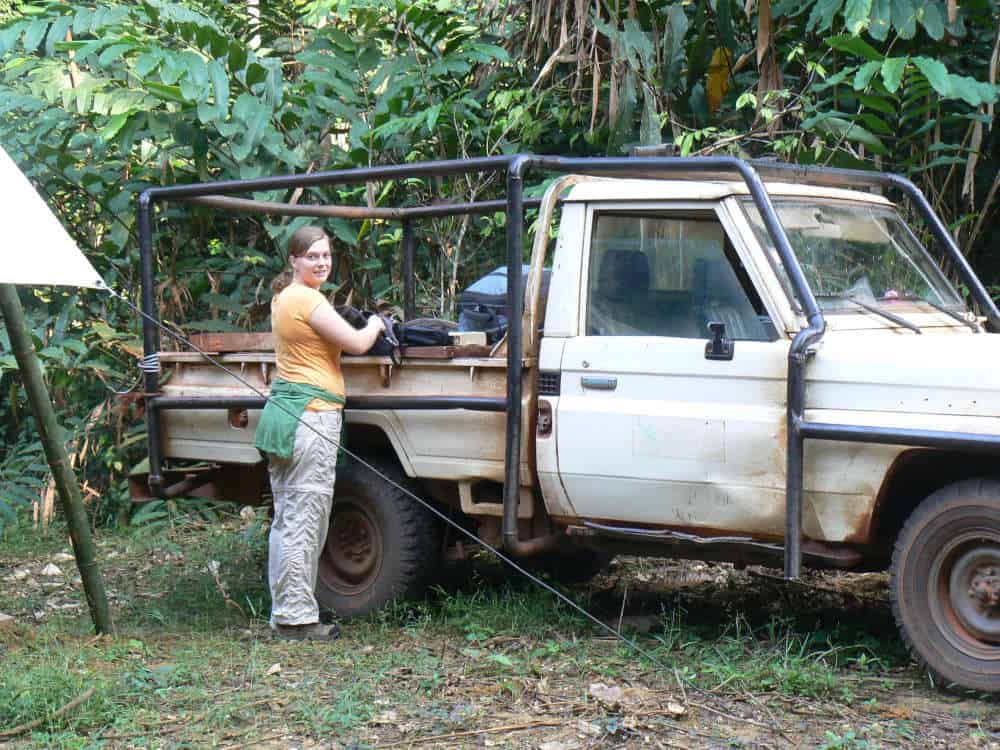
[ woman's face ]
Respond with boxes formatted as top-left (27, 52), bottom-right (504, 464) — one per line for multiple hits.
top-left (291, 238), bottom-right (331, 289)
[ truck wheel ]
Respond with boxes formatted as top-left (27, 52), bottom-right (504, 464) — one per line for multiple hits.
top-left (891, 479), bottom-right (1000, 692)
top-left (315, 457), bottom-right (441, 618)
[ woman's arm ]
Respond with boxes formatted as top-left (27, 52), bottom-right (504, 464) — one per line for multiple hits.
top-left (308, 304), bottom-right (386, 355)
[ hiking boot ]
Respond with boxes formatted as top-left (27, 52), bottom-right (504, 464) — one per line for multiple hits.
top-left (274, 622), bottom-right (341, 641)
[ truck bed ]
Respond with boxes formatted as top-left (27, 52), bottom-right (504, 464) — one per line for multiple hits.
top-left (155, 332), bottom-right (536, 501)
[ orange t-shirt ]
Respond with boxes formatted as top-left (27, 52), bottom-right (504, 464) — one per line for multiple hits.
top-left (272, 284), bottom-right (344, 411)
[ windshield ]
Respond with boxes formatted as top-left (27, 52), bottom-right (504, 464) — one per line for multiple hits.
top-left (739, 199), bottom-right (965, 313)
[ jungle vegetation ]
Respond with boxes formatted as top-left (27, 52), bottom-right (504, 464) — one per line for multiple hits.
top-left (0, 0), bottom-right (998, 527)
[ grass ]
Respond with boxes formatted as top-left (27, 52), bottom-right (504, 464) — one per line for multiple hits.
top-left (0, 512), bottom-right (993, 748)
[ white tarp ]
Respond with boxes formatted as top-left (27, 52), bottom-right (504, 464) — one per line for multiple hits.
top-left (0, 145), bottom-right (105, 288)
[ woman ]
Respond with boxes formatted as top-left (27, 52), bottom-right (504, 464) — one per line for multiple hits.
top-left (255, 225), bottom-right (385, 641)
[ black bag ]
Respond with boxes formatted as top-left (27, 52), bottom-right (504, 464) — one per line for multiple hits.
top-left (456, 306), bottom-right (503, 344)
top-left (457, 265), bottom-right (551, 342)
top-left (337, 305), bottom-right (401, 363)
top-left (399, 318), bottom-right (456, 346)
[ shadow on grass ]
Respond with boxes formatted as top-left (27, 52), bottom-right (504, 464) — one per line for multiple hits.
top-left (369, 552), bottom-right (910, 699)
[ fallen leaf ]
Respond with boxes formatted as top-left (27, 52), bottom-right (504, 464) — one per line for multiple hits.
top-left (880, 705), bottom-right (913, 720)
top-left (620, 686), bottom-right (654, 709)
top-left (665, 701), bottom-right (686, 717)
top-left (52, 552), bottom-right (75, 563)
top-left (589, 682), bottom-right (624, 708)
top-left (266, 662), bottom-right (281, 676)
top-left (40, 563), bottom-right (62, 577)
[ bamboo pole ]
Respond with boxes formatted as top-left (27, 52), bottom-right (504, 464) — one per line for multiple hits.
top-left (0, 283), bottom-right (112, 633)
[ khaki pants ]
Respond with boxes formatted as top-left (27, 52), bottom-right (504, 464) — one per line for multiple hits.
top-left (267, 409), bottom-right (342, 626)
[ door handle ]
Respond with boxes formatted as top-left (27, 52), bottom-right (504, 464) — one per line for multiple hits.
top-left (581, 375), bottom-right (617, 391)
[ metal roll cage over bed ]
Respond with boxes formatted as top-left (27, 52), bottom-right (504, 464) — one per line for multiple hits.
top-left (136, 154), bottom-right (1000, 579)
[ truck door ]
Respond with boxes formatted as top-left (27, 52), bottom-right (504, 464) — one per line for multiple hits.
top-left (556, 207), bottom-right (791, 536)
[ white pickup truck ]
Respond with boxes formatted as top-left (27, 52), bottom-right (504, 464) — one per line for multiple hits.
top-left (134, 156), bottom-right (1000, 693)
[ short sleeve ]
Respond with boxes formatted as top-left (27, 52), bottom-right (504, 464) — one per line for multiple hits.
top-left (291, 286), bottom-right (327, 321)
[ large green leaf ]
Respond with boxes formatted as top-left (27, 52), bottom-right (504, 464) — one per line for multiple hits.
top-left (948, 75), bottom-right (1000, 107)
top-left (639, 83), bottom-right (660, 146)
top-left (880, 56), bottom-right (907, 93)
top-left (659, 4), bottom-right (688, 92)
top-left (853, 60), bottom-right (882, 90)
top-left (807, 0), bottom-right (844, 32)
top-left (843, 0), bottom-right (873, 34)
top-left (179, 51), bottom-right (207, 102)
top-left (144, 80), bottom-right (185, 103)
top-left (45, 14), bottom-right (72, 57)
top-left (890, 0), bottom-right (917, 39)
top-left (97, 42), bottom-right (132, 67)
top-left (621, 18), bottom-right (655, 70)
top-left (868, 0), bottom-right (891, 40)
top-left (134, 50), bottom-right (163, 77)
top-left (856, 92), bottom-right (895, 114)
top-left (858, 112), bottom-right (893, 135)
top-left (21, 18), bottom-right (49, 52)
top-left (912, 56), bottom-right (951, 98)
top-left (98, 112), bottom-right (130, 141)
top-left (919, 2), bottom-right (945, 41)
top-left (805, 113), bottom-right (889, 155)
top-left (827, 34), bottom-right (883, 62)
top-left (208, 59), bottom-right (229, 122)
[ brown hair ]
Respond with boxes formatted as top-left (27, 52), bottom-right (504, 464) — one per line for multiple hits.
top-left (271, 225), bottom-right (330, 294)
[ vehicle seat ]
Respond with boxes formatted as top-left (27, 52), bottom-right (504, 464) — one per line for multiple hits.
top-left (589, 249), bottom-right (651, 335)
top-left (692, 258), bottom-right (766, 340)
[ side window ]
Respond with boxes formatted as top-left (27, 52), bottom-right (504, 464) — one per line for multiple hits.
top-left (586, 213), bottom-right (773, 341)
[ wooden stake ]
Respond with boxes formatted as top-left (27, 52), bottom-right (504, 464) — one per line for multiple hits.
top-left (0, 283), bottom-right (112, 633)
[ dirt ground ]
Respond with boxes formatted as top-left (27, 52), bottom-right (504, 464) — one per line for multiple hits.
top-left (2, 523), bottom-right (999, 749)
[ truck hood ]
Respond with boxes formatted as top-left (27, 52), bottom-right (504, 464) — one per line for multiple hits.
top-left (808, 328), bottom-right (1000, 418)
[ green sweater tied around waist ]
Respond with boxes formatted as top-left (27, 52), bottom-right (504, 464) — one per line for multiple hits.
top-left (254, 378), bottom-right (345, 459)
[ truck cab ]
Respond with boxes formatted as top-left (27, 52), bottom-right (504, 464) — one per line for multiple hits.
top-left (542, 178), bottom-right (984, 548)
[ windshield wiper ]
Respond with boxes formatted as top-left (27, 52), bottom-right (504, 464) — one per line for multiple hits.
top-left (844, 297), bottom-right (922, 334)
top-left (892, 294), bottom-right (979, 333)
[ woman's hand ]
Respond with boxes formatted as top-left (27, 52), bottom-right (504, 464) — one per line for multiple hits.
top-left (366, 314), bottom-right (388, 336)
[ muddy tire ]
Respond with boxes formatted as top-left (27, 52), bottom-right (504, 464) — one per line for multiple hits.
top-left (891, 479), bottom-right (1000, 693)
top-left (315, 456), bottom-right (441, 618)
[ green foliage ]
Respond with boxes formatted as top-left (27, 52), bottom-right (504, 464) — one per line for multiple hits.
top-left (1, 0), bottom-right (1000, 531)
top-left (0, 651), bottom-right (117, 734)
top-left (652, 610), bottom-right (893, 699)
top-left (0, 432), bottom-right (47, 530)
top-left (0, 0), bottom-right (525, 525)
top-left (518, 0), bottom-right (1000, 266)
top-left (129, 496), bottom-right (234, 531)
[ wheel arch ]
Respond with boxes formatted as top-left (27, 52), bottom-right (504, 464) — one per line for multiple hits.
top-left (873, 449), bottom-right (1000, 548)
top-left (343, 411), bottom-right (415, 477)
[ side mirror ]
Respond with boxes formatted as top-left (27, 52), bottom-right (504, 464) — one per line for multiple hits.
top-left (705, 321), bottom-right (734, 361)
